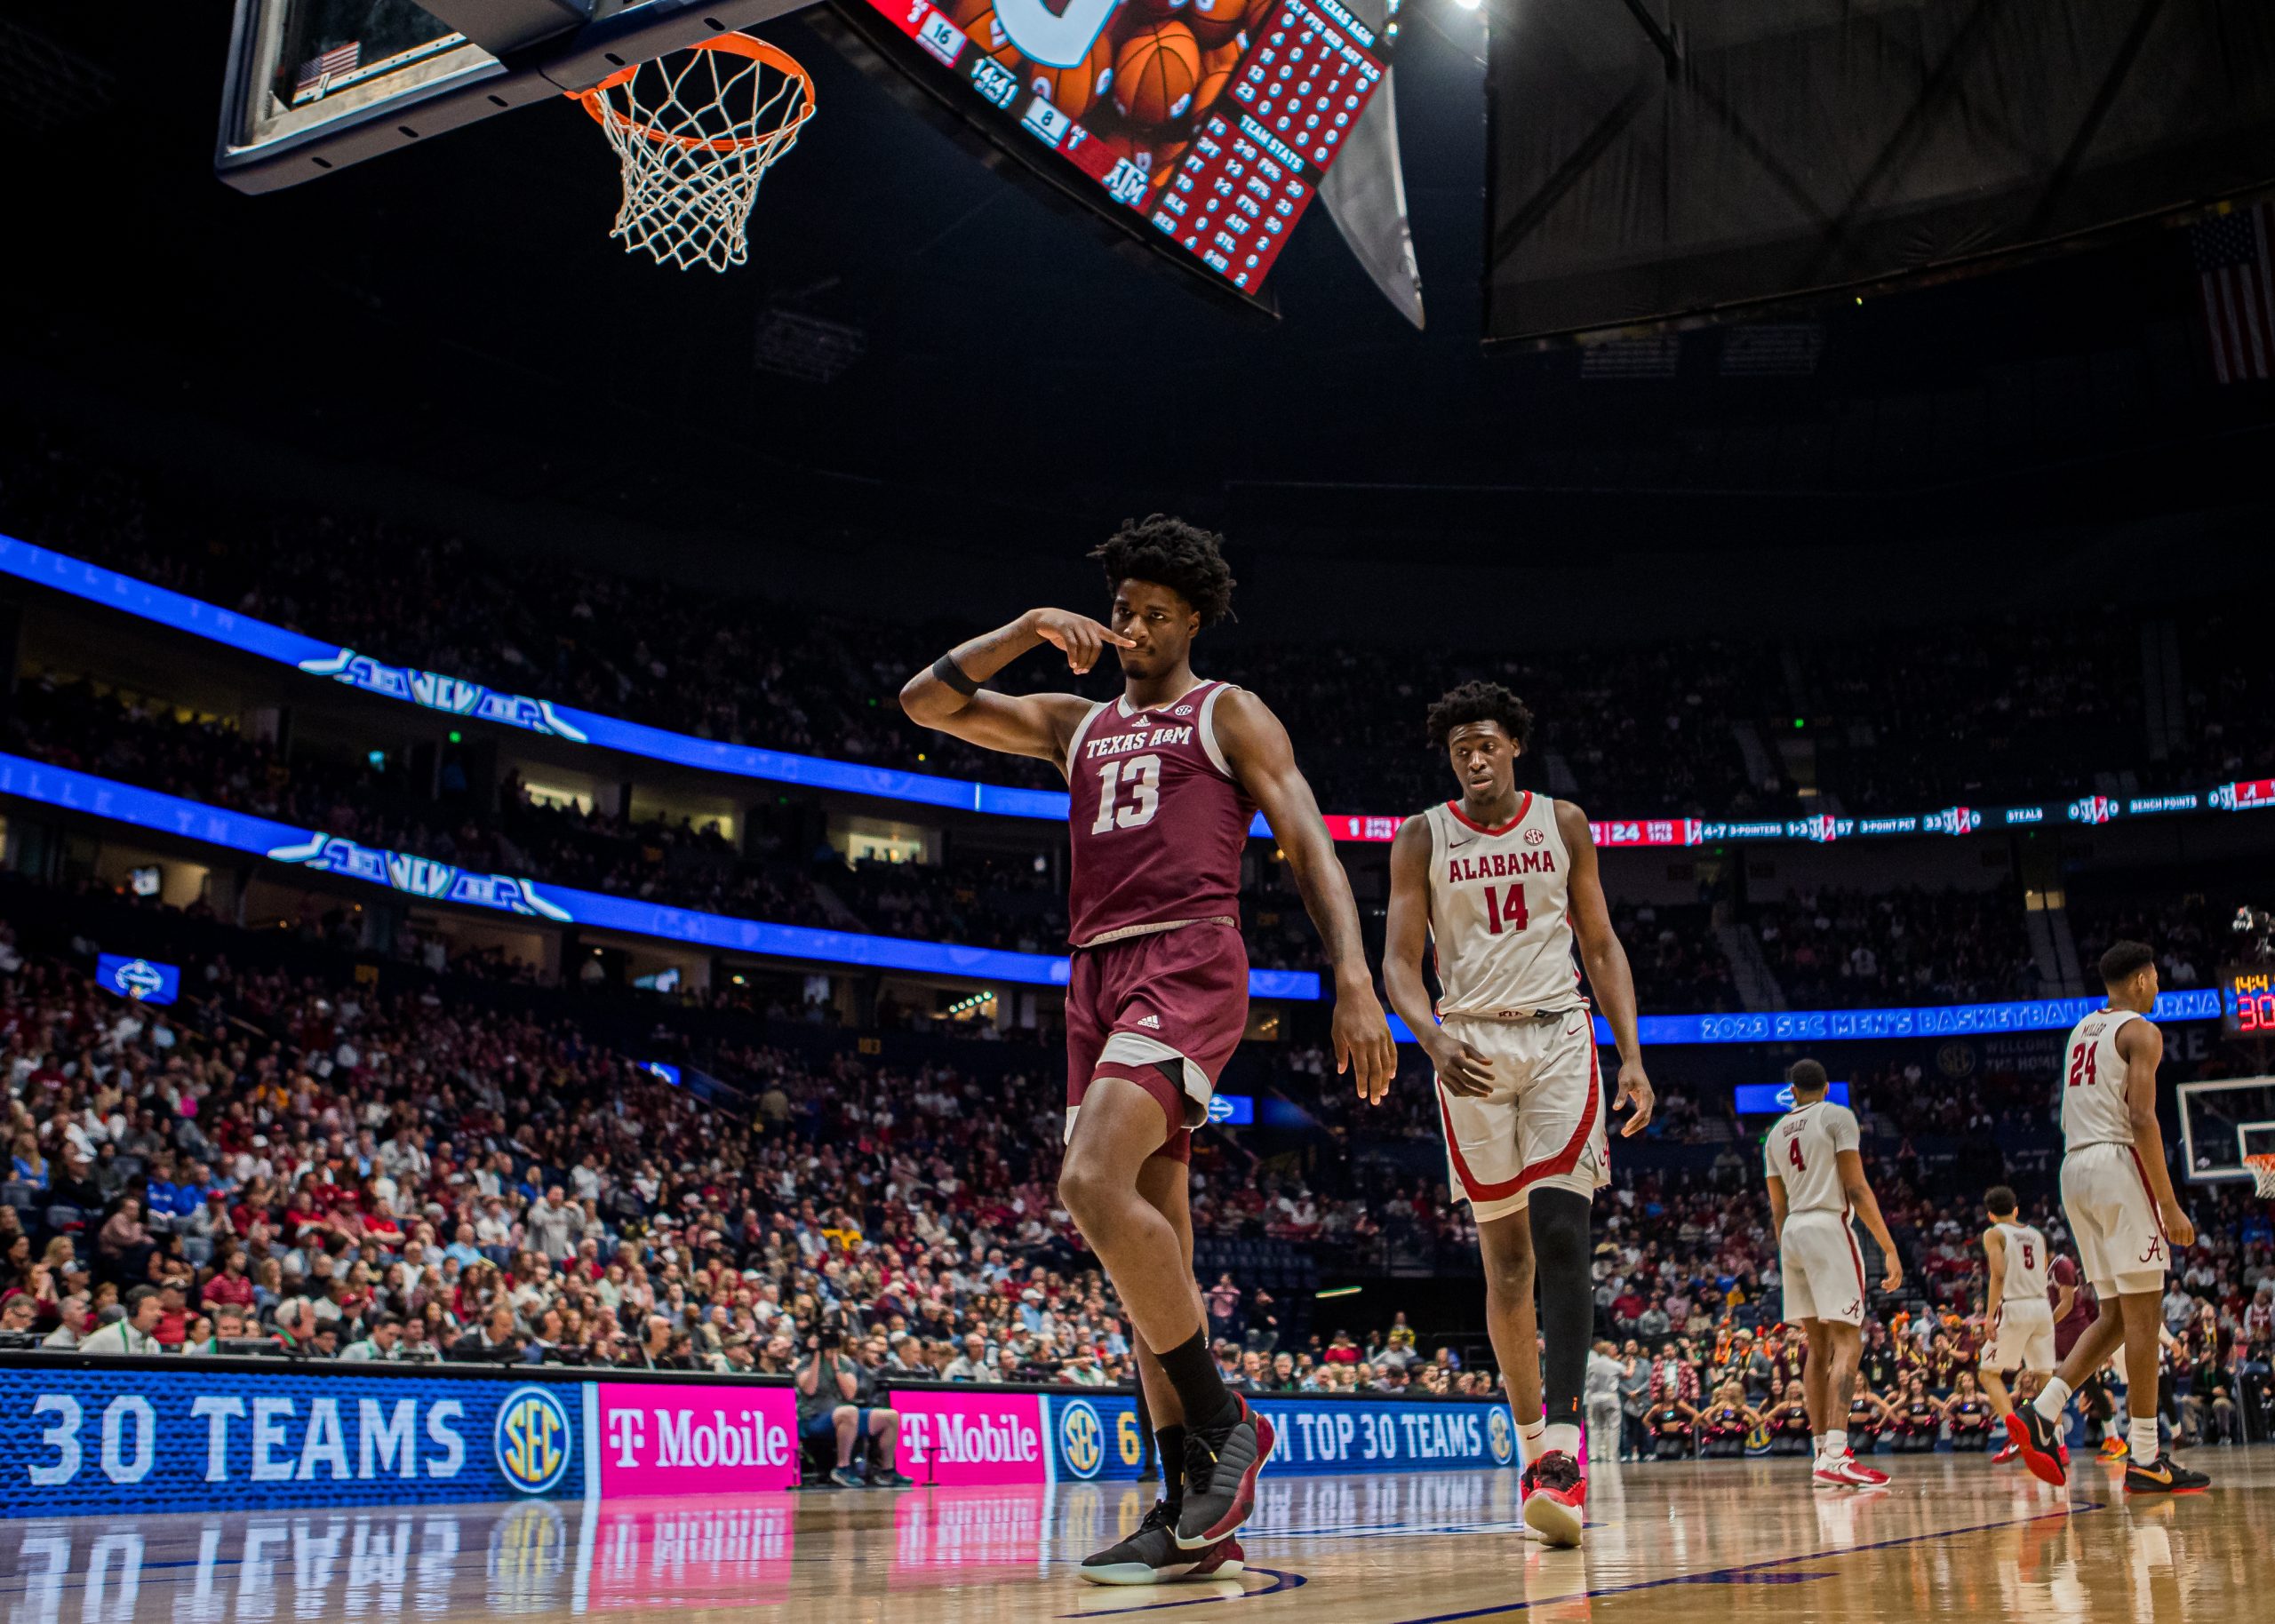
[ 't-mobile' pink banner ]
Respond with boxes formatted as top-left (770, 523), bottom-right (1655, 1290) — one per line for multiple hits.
top-left (893, 1389), bottom-right (1050, 1486)
top-left (595, 1383), bottom-right (802, 1496)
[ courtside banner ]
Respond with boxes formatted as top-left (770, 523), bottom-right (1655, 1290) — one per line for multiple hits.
top-left (594, 1382), bottom-right (800, 1497)
top-left (0, 1365), bottom-right (586, 1517)
top-left (1042, 1393), bottom-right (1520, 1482)
top-left (891, 1389), bottom-right (1052, 1486)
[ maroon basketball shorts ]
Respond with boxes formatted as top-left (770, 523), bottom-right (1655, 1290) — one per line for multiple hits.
top-left (1065, 921), bottom-right (1249, 1165)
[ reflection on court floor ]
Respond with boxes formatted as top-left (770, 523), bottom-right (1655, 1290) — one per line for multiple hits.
top-left (4, 1453), bottom-right (2271, 1624)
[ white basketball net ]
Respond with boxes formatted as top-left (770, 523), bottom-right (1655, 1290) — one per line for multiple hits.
top-left (579, 37), bottom-right (814, 274)
top-left (2248, 1155), bottom-right (2275, 1198)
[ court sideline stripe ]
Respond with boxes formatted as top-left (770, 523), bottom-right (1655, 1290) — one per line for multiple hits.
top-left (1065, 1501), bottom-right (2103, 1620)
top-left (1377, 1501), bottom-right (2106, 1624)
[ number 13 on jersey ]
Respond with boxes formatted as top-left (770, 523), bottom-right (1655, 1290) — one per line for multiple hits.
top-left (1091, 754), bottom-right (1161, 832)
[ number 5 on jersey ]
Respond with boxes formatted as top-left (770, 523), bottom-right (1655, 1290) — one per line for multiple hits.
top-left (1092, 754), bottom-right (1161, 832)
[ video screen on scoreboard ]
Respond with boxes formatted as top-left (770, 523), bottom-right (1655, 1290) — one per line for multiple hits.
top-left (228, 0), bottom-right (494, 155)
top-left (848, 0), bottom-right (1387, 296)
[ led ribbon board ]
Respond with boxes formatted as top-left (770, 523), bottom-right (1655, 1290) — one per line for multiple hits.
top-left (0, 752), bottom-right (1317, 999)
top-left (6, 533), bottom-right (2271, 844)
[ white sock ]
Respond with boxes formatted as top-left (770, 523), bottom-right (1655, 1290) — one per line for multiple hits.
top-left (1544, 1422), bottom-right (1581, 1461)
top-left (1519, 1418), bottom-right (1547, 1466)
top-left (1824, 1429), bottom-right (1849, 1461)
top-left (2033, 1377), bottom-right (2072, 1421)
top-left (2129, 1418), bottom-right (2160, 1461)
top-left (1811, 1432), bottom-right (1824, 1459)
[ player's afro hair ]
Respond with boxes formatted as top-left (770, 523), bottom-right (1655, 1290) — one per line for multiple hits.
top-left (2098, 939), bottom-right (2156, 989)
top-left (1425, 681), bottom-right (1537, 752)
top-left (1090, 515), bottom-right (1237, 626)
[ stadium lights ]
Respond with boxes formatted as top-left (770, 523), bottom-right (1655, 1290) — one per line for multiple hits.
top-left (1449, 0), bottom-right (1480, 11)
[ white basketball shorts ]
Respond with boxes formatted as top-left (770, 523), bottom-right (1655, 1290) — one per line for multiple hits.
top-left (1983, 1299), bottom-right (2055, 1373)
top-left (1779, 1209), bottom-right (1868, 1326)
top-left (1433, 1010), bottom-right (1609, 1223)
top-left (2061, 1142), bottom-right (2171, 1300)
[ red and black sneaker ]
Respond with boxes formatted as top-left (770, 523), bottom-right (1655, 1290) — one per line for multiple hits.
top-left (2004, 1405), bottom-right (2068, 1489)
top-left (1521, 1450), bottom-right (1585, 1548)
top-left (1082, 1501), bottom-right (1233, 1585)
top-left (1174, 1400), bottom-right (1276, 1550)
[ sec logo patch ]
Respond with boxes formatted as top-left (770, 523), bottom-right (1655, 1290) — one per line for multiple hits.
top-left (1522, 827), bottom-right (1546, 846)
top-left (495, 1386), bottom-right (573, 1494)
top-left (1059, 1399), bottom-right (1105, 1479)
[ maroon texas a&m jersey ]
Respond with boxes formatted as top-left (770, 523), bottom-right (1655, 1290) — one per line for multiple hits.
top-left (1065, 681), bottom-right (1257, 947)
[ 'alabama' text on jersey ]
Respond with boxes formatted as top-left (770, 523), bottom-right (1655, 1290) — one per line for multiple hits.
top-left (1422, 792), bottom-right (1582, 1019)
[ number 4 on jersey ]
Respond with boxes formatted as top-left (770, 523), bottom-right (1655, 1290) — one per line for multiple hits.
top-left (1481, 882), bottom-right (1529, 935)
top-left (1787, 1137), bottom-right (1806, 1174)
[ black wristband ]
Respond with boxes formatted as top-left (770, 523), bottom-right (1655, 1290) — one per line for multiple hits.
top-left (931, 653), bottom-right (981, 697)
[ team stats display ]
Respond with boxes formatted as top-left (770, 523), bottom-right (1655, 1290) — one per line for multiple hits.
top-left (860, 0), bottom-right (1386, 295)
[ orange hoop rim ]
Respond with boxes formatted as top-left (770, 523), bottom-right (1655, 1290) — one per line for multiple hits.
top-left (571, 34), bottom-right (816, 155)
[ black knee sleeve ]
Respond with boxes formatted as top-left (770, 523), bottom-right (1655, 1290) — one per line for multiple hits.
top-left (1529, 1187), bottom-right (1593, 1428)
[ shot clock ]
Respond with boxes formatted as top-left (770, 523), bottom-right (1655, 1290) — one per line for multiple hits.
top-left (2224, 964), bottom-right (2275, 1036)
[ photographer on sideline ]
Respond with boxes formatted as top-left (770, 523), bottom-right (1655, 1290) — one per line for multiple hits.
top-left (798, 1322), bottom-right (911, 1489)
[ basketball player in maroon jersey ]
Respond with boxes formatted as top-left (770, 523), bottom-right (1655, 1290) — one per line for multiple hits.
top-left (900, 517), bottom-right (1396, 1580)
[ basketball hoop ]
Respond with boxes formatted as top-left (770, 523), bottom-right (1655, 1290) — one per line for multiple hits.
top-left (2247, 1153), bottom-right (2275, 1198)
top-left (571, 34), bottom-right (815, 273)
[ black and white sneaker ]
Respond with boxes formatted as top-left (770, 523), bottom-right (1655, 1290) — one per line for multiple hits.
top-left (1080, 1501), bottom-right (1246, 1585)
top-left (1174, 1399), bottom-right (1275, 1550)
top-left (2124, 1453), bottom-right (2211, 1495)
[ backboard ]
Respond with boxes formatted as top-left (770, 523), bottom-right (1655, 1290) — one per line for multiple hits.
top-left (2176, 1076), bottom-right (2275, 1183)
top-left (216, 0), bottom-right (817, 191)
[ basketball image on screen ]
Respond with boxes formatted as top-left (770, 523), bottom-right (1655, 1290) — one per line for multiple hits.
top-left (858, 0), bottom-right (1386, 294)
top-left (1112, 22), bottom-right (1202, 127)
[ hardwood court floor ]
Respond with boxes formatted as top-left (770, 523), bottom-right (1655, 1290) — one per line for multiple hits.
top-left (6, 1448), bottom-right (2271, 1624)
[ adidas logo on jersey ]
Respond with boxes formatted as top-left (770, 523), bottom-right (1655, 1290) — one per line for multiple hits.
top-left (1136, 1014), bottom-right (1161, 1029)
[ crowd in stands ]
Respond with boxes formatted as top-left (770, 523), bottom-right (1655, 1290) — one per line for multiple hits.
top-left (1746, 885), bottom-right (2044, 1008)
top-left (7, 425), bottom-right (2273, 824)
top-left (4, 884), bottom-right (2271, 1467)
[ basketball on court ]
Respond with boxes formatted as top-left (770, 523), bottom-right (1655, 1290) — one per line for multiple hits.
top-left (1113, 21), bottom-right (1204, 129)
top-left (4, 4), bottom-right (2273, 1624)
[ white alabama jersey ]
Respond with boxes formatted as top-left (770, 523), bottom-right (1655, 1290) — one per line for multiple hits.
top-left (1423, 793), bottom-right (1582, 1019)
top-left (1765, 1100), bottom-right (1860, 1214)
top-left (1991, 1221), bottom-right (2049, 1302)
top-left (2060, 1007), bottom-right (2143, 1149)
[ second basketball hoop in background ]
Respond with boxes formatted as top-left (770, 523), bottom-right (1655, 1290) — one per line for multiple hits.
top-left (572, 34), bottom-right (815, 273)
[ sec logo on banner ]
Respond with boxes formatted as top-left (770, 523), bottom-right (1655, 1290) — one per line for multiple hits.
top-left (495, 1387), bottom-right (573, 1494)
top-left (1486, 1405), bottom-right (1514, 1467)
top-left (1059, 1400), bottom-right (1105, 1479)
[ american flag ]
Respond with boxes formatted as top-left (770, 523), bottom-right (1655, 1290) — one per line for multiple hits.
top-left (294, 41), bottom-right (361, 99)
top-left (2192, 202), bottom-right (2275, 384)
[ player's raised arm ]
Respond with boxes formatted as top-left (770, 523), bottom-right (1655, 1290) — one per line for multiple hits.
top-left (2118, 1018), bottom-right (2192, 1247)
top-left (1213, 689), bottom-right (1397, 1103)
top-left (1383, 816), bottom-right (1493, 1097)
top-left (1556, 802), bottom-right (1653, 1135)
top-left (898, 609), bottom-right (1130, 766)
